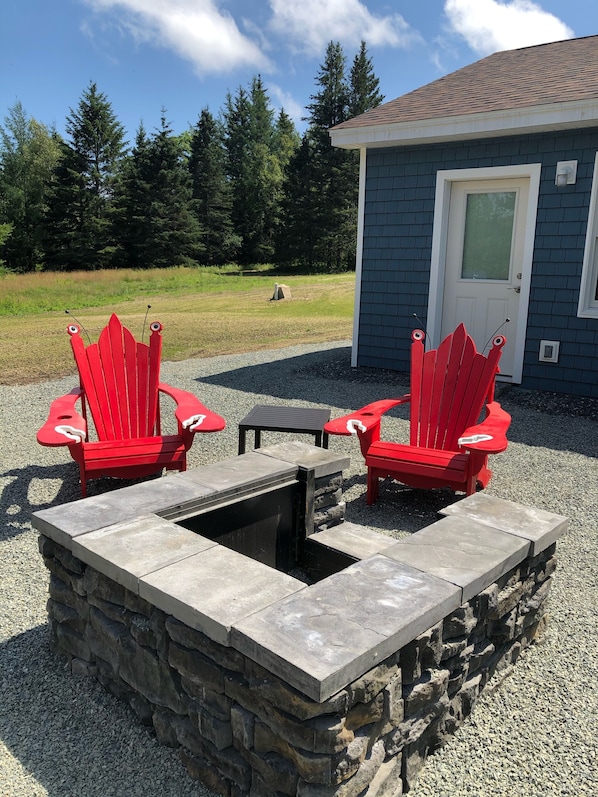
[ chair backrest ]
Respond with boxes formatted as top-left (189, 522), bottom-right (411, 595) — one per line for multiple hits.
top-left (68, 313), bottom-right (163, 441)
top-left (409, 323), bottom-right (505, 451)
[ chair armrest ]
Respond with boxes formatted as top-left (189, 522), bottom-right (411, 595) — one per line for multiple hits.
top-left (458, 401), bottom-right (511, 454)
top-left (324, 396), bottom-right (411, 437)
top-left (325, 396), bottom-right (411, 458)
top-left (158, 383), bottom-right (226, 433)
top-left (37, 388), bottom-right (87, 447)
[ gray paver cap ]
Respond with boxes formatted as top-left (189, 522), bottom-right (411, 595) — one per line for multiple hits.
top-left (231, 554), bottom-right (461, 701)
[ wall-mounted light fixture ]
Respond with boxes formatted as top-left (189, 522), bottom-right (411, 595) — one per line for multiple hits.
top-left (555, 160), bottom-right (578, 187)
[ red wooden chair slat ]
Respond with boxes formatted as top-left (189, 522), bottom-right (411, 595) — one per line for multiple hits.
top-left (38, 313), bottom-right (226, 497)
top-left (125, 329), bottom-right (140, 439)
top-left (101, 316), bottom-right (126, 441)
top-left (425, 335), bottom-right (451, 449)
top-left (409, 334), bottom-right (425, 447)
top-left (136, 337), bottom-right (151, 438)
top-left (324, 323), bottom-right (511, 505)
top-left (71, 334), bottom-right (109, 440)
top-left (147, 322), bottom-right (162, 435)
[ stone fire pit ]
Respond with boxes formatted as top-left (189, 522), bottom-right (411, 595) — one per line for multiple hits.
top-left (32, 442), bottom-right (567, 796)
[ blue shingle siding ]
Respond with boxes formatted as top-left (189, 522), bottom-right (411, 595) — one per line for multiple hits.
top-left (356, 128), bottom-right (598, 397)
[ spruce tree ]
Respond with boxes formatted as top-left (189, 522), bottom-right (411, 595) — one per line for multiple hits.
top-left (303, 41), bottom-right (355, 271)
top-left (224, 78), bottom-right (295, 264)
top-left (276, 134), bottom-right (319, 269)
top-left (348, 41), bottom-right (385, 118)
top-left (223, 87), bottom-right (253, 263)
top-left (189, 108), bottom-right (239, 264)
top-left (44, 82), bottom-right (126, 270)
top-left (113, 124), bottom-right (153, 268)
top-left (279, 41), bottom-right (383, 271)
top-left (144, 113), bottom-right (204, 268)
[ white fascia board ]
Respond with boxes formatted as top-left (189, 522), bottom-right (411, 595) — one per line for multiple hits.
top-left (330, 99), bottom-right (598, 149)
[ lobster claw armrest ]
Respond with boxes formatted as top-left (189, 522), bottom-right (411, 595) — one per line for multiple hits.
top-left (458, 401), bottom-right (511, 454)
top-left (37, 387), bottom-right (87, 447)
top-left (324, 396), bottom-right (411, 436)
top-left (159, 383), bottom-right (226, 434)
top-left (324, 395), bottom-right (411, 458)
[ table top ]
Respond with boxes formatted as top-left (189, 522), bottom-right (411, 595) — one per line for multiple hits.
top-left (238, 404), bottom-right (331, 432)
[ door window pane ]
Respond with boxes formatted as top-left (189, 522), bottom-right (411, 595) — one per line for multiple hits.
top-left (461, 191), bottom-right (516, 280)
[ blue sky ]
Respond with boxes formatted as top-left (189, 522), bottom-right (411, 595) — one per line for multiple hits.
top-left (2, 0), bottom-right (598, 144)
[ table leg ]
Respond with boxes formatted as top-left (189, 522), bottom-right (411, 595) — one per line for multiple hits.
top-left (238, 429), bottom-right (247, 455)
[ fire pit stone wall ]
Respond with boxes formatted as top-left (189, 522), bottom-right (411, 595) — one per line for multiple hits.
top-left (32, 442), bottom-right (567, 797)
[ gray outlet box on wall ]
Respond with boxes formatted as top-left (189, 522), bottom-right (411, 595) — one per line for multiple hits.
top-left (539, 340), bottom-right (560, 363)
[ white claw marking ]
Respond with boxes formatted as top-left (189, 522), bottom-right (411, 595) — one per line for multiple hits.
top-left (55, 425), bottom-right (85, 442)
top-left (346, 419), bottom-right (367, 435)
top-left (183, 414), bottom-right (206, 431)
top-left (458, 433), bottom-right (493, 446)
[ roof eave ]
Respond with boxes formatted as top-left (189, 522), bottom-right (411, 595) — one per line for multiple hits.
top-left (329, 99), bottom-right (598, 149)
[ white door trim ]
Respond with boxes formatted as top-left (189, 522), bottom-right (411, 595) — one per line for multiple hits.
top-left (351, 147), bottom-right (367, 367)
top-left (427, 164), bottom-right (541, 384)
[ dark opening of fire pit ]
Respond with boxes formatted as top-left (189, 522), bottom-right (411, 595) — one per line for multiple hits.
top-left (175, 481), bottom-right (357, 583)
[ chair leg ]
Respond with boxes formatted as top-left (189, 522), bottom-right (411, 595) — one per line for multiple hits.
top-left (366, 468), bottom-right (379, 506)
top-left (79, 464), bottom-right (88, 498)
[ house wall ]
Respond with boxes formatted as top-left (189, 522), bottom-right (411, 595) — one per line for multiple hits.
top-left (357, 127), bottom-right (598, 396)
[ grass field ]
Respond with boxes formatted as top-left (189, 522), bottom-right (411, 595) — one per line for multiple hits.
top-left (0, 266), bottom-right (355, 384)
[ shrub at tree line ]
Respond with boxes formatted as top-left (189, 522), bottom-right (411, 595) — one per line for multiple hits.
top-left (0, 42), bottom-right (383, 274)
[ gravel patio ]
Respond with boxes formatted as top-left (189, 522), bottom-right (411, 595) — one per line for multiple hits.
top-left (1, 341), bottom-right (596, 797)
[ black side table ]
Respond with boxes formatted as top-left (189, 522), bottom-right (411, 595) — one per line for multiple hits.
top-left (238, 405), bottom-right (331, 454)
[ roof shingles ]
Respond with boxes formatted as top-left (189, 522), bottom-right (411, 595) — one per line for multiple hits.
top-left (333, 36), bottom-right (598, 131)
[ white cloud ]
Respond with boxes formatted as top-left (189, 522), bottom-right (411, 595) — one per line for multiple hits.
top-left (444, 0), bottom-right (574, 55)
top-left (268, 0), bottom-right (420, 56)
top-left (83, 0), bottom-right (271, 74)
top-left (267, 82), bottom-right (304, 126)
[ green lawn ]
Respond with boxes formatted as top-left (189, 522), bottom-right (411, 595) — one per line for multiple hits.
top-left (0, 266), bottom-right (355, 384)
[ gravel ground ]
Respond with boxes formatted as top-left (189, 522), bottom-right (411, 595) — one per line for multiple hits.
top-left (1, 340), bottom-right (597, 797)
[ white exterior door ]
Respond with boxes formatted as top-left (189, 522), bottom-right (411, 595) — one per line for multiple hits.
top-left (441, 178), bottom-right (530, 379)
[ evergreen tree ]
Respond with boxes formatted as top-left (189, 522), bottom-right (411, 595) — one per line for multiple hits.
top-left (189, 108), bottom-right (239, 264)
top-left (276, 134), bottom-right (319, 268)
top-left (44, 82), bottom-right (126, 270)
top-left (348, 41), bottom-right (385, 118)
top-left (244, 75), bottom-right (278, 262)
top-left (144, 113), bottom-right (204, 268)
top-left (271, 108), bottom-right (300, 245)
top-left (279, 41), bottom-right (383, 271)
top-left (286, 41), bottom-right (355, 271)
top-left (306, 42), bottom-right (350, 153)
top-left (223, 87), bottom-right (253, 263)
top-left (0, 102), bottom-right (60, 271)
top-left (272, 109), bottom-right (301, 172)
top-left (224, 78), bottom-right (295, 264)
top-left (113, 124), bottom-right (154, 267)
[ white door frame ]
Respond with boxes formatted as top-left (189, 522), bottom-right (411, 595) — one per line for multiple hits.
top-left (427, 164), bottom-right (541, 384)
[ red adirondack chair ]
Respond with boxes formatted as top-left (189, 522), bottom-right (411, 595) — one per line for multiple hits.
top-left (37, 313), bottom-right (226, 497)
top-left (324, 324), bottom-right (511, 505)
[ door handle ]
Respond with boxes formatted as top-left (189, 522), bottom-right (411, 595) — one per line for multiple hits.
top-left (510, 286), bottom-right (521, 293)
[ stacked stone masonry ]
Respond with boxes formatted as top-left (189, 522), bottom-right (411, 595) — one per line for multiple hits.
top-left (39, 535), bottom-right (558, 796)
top-left (32, 443), bottom-right (567, 797)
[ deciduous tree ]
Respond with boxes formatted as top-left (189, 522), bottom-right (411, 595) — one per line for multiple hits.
top-left (0, 102), bottom-right (60, 271)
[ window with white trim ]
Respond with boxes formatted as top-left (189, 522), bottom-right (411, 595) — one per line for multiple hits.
top-left (578, 152), bottom-right (598, 318)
